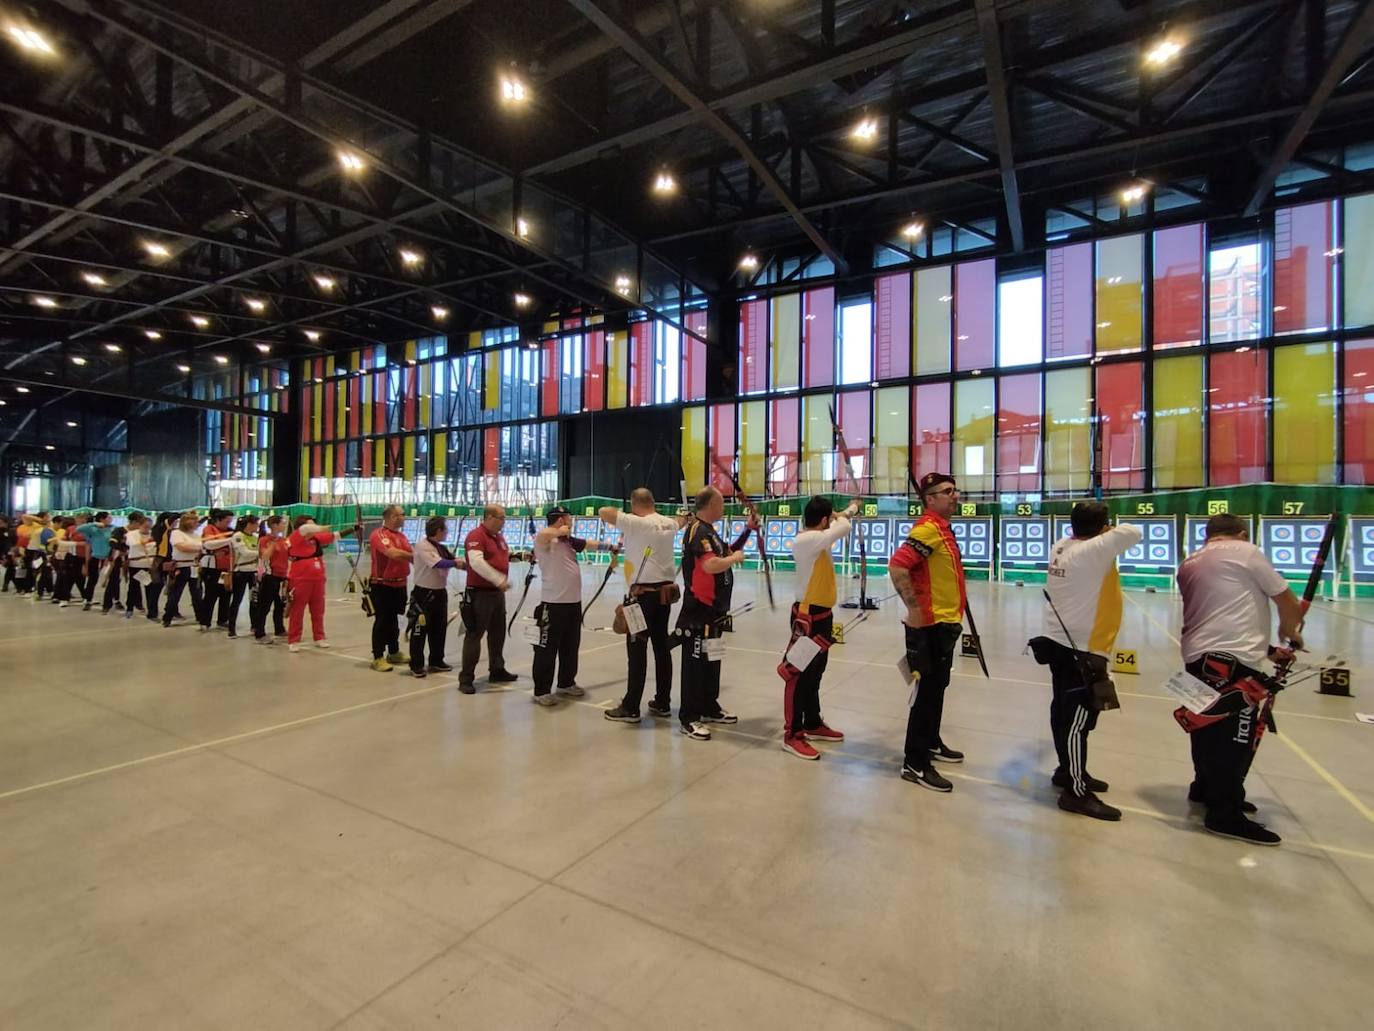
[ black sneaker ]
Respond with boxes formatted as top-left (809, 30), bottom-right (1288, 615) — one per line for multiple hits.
top-left (82, 602), bottom-right (92, 611)
top-left (604, 706), bottom-right (641, 724)
top-left (1205, 818), bottom-right (1281, 846)
top-left (900, 763), bottom-right (953, 792)
top-left (1058, 791), bottom-right (1122, 821)
top-left (700, 709), bottom-right (737, 724)
top-left (488, 670), bottom-right (518, 684)
top-left (411, 669), bottom-right (427, 679)
top-left (1053, 768), bottom-right (1109, 793)
top-left (1188, 785), bottom-right (1257, 814)
top-left (647, 701), bottom-right (671, 718)
top-left (428, 662), bottom-right (454, 673)
top-left (457, 681), bottom-right (476, 695)
top-left (931, 740), bottom-right (964, 764)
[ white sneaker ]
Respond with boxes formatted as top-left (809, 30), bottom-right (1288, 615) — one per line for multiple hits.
top-left (680, 721), bottom-right (712, 740)
top-left (555, 684), bottom-right (585, 698)
top-left (255, 635), bottom-right (274, 646)
top-left (288, 643), bottom-right (301, 653)
top-left (58, 601), bottom-right (69, 609)
top-left (314, 639), bottom-right (330, 648)
top-left (532, 693), bottom-right (558, 707)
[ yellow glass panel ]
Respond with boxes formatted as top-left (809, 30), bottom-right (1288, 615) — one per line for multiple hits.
top-left (335, 381), bottom-right (346, 440)
top-left (419, 364), bottom-right (432, 427)
top-left (1273, 342), bottom-right (1336, 482)
top-left (404, 340), bottom-right (417, 362)
top-left (433, 435), bottom-right (447, 479)
top-left (1152, 355), bottom-right (1204, 488)
top-left (873, 386), bottom-right (909, 494)
top-left (374, 440), bottom-right (385, 478)
top-left (1044, 367), bottom-right (1092, 492)
top-left (801, 395), bottom-right (832, 493)
top-left (953, 379), bottom-right (994, 494)
top-left (914, 266), bottom-right (952, 375)
top-left (324, 355), bottom-right (336, 378)
top-left (1345, 194), bottom-right (1374, 329)
top-left (681, 405), bottom-right (707, 492)
top-left (299, 449), bottom-right (309, 500)
top-left (483, 352), bottom-right (500, 411)
top-left (362, 375), bottom-right (373, 431)
top-left (1096, 234), bottom-right (1143, 354)
top-left (468, 331), bottom-right (482, 350)
top-left (322, 442), bottom-right (333, 479)
top-left (606, 330), bottom-right (628, 409)
top-left (543, 320), bottom-right (559, 335)
top-left (403, 435), bottom-right (417, 479)
top-left (738, 400), bottom-right (766, 495)
top-left (771, 293), bottom-right (800, 390)
top-left (311, 382), bottom-right (322, 440)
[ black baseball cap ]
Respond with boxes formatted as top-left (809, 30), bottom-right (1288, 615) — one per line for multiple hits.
top-left (918, 472), bottom-right (957, 495)
top-left (545, 505), bottom-right (572, 524)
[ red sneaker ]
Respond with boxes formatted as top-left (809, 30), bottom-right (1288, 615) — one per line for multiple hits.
top-left (804, 723), bottom-right (845, 742)
top-left (782, 734), bottom-right (820, 760)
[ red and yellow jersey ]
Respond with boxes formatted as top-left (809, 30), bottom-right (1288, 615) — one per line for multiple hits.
top-left (887, 513), bottom-right (966, 628)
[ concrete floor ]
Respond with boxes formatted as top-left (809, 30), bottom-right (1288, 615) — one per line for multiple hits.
top-left (1, 561), bottom-right (1372, 1030)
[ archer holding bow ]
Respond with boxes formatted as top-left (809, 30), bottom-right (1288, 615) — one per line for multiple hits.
top-left (456, 505), bottom-right (522, 694)
top-left (528, 505), bottom-right (618, 708)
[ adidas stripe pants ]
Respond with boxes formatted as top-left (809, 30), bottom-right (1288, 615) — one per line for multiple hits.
top-left (1047, 650), bottom-right (1100, 797)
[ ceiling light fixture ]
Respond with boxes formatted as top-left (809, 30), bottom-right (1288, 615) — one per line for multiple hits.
top-left (313, 274), bottom-right (336, 290)
top-left (513, 292), bottom-right (532, 308)
top-left (214, 355), bottom-right (229, 365)
top-left (399, 248), bottom-right (422, 266)
top-left (1144, 38), bottom-right (1182, 67)
top-left (190, 315), bottom-right (209, 328)
top-left (738, 253), bottom-right (759, 271)
top-left (1119, 183), bottom-right (1149, 204)
top-left (144, 329), bottom-right (162, 340)
top-left (652, 171), bottom-right (677, 195)
top-left (245, 297), bottom-right (266, 313)
top-left (176, 363), bottom-right (191, 373)
top-left (45, 444), bottom-right (55, 451)
top-left (16, 386), bottom-right (30, 393)
top-left (431, 305), bottom-right (449, 320)
top-left (516, 217), bottom-right (530, 239)
top-left (70, 355), bottom-right (87, 365)
top-left (7, 24), bottom-right (55, 55)
top-left (81, 271), bottom-right (107, 287)
top-left (901, 221), bottom-right (924, 239)
top-left (32, 295), bottom-right (57, 308)
top-left (851, 117), bottom-right (879, 142)
top-left (337, 150), bottom-right (366, 173)
top-left (66, 420), bottom-right (78, 427)
top-left (104, 343), bottom-right (121, 353)
top-left (143, 240), bottom-right (170, 259)
top-left (304, 329), bottom-right (321, 342)
top-left (500, 74), bottom-right (528, 104)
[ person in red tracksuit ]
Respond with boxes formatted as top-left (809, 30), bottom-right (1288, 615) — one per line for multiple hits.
top-left (285, 515), bottom-right (344, 652)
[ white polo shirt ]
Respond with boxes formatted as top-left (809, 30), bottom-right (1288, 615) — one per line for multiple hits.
top-left (536, 533), bottom-right (583, 605)
top-left (1177, 539), bottom-right (1291, 667)
top-left (614, 511), bottom-right (679, 584)
top-left (1042, 523), bottom-right (1143, 656)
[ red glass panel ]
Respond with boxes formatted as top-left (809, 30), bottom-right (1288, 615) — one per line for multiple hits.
top-left (542, 339), bottom-right (560, 417)
top-left (1046, 243), bottom-right (1093, 360)
top-left (361, 436), bottom-right (373, 477)
top-left (373, 372), bottom-right (387, 433)
top-left (874, 272), bottom-right (911, 381)
top-left (709, 404), bottom-right (736, 495)
top-left (803, 287), bottom-right (834, 387)
top-left (584, 330), bottom-right (605, 412)
top-left (739, 299), bottom-right (767, 394)
top-left (1096, 362), bottom-right (1145, 490)
top-left (997, 373), bottom-right (1042, 494)
top-left (300, 383), bottom-right (312, 441)
top-left (837, 389), bottom-right (872, 493)
top-left (1344, 339), bottom-right (1374, 484)
top-left (1274, 202), bottom-right (1334, 334)
top-left (630, 322), bottom-right (654, 406)
top-left (482, 429), bottom-right (499, 476)
top-left (322, 378), bottom-right (335, 442)
top-left (1153, 224), bottom-right (1204, 348)
top-left (311, 445), bottom-right (322, 479)
top-left (769, 396), bottom-right (800, 495)
top-left (954, 260), bottom-right (995, 370)
top-left (404, 366), bottom-right (418, 430)
top-left (683, 310), bottom-right (707, 401)
top-left (1208, 350), bottom-right (1268, 485)
top-left (912, 382), bottom-right (952, 480)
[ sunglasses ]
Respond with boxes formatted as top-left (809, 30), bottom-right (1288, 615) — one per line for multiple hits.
top-left (927, 486), bottom-right (959, 497)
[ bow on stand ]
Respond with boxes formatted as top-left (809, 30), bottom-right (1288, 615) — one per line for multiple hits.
top-left (582, 462), bottom-right (629, 622)
top-left (506, 475), bottom-right (538, 634)
top-left (711, 457), bottom-right (774, 611)
top-left (1270, 513), bottom-right (1340, 699)
top-left (829, 404), bottom-right (878, 612)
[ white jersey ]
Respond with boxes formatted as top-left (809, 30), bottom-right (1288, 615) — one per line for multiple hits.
top-left (1178, 539), bottom-right (1290, 667)
top-left (791, 516), bottom-right (851, 609)
top-left (169, 529), bottom-right (202, 568)
top-left (536, 533), bottom-right (583, 605)
top-left (614, 511), bottom-right (679, 584)
top-left (126, 528), bottom-right (151, 568)
top-left (1042, 524), bottom-right (1142, 656)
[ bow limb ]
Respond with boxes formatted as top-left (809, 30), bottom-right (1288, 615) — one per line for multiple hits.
top-left (828, 404), bottom-right (869, 609)
top-left (711, 456), bottom-right (774, 611)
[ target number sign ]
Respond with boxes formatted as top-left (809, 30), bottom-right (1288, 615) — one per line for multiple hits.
top-left (1319, 667), bottom-right (1352, 696)
top-left (1016, 503), bottom-right (1033, 516)
top-left (777, 504), bottom-right (790, 516)
top-left (960, 503), bottom-right (976, 516)
top-left (1207, 500), bottom-right (1228, 515)
top-left (1136, 502), bottom-right (1155, 514)
top-left (1111, 649), bottom-right (1139, 675)
top-left (1282, 501), bottom-right (1305, 515)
